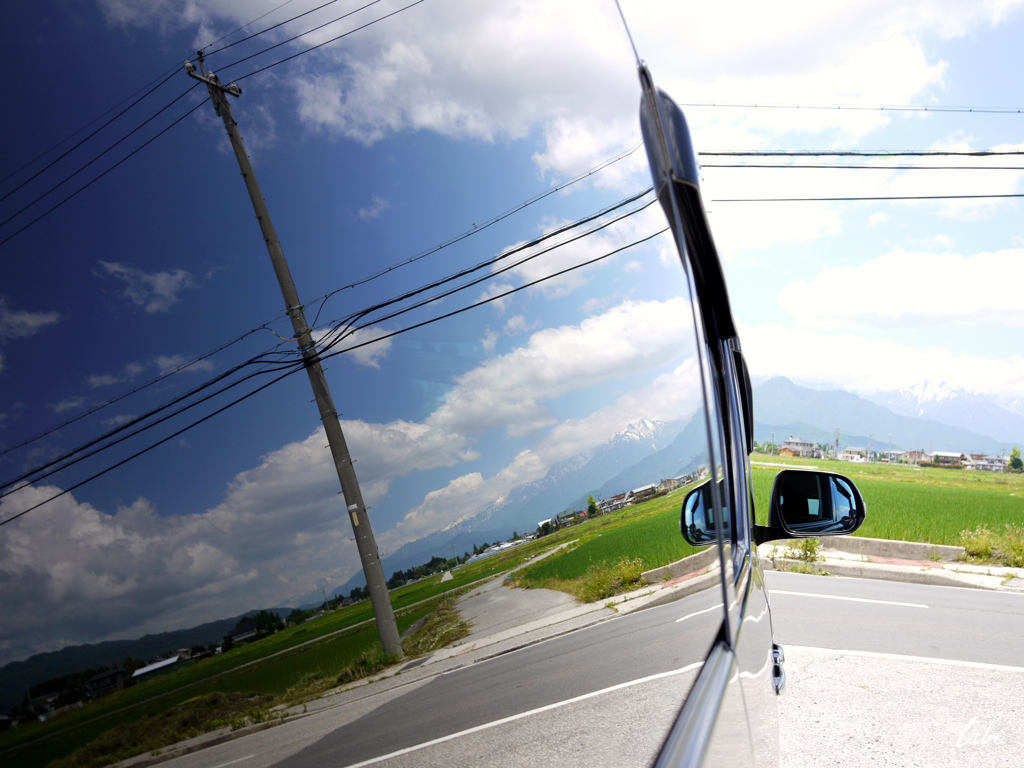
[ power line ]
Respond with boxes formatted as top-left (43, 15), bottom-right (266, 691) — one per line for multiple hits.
top-left (0, 322), bottom-right (286, 461)
top-left (206, 0), bottom-right (374, 56)
top-left (698, 150), bottom-right (1024, 157)
top-left (201, 0), bottom-right (300, 51)
top-left (231, 0), bottom-right (428, 82)
top-left (0, 69), bottom-right (185, 206)
top-left (702, 163), bottom-right (1024, 170)
top-left (711, 193), bottom-right (1024, 202)
top-left (0, 226), bottom-right (667, 527)
top-left (0, 98), bottom-right (205, 249)
top-left (678, 100), bottom-right (1024, 115)
top-left (0, 84), bottom-right (201, 229)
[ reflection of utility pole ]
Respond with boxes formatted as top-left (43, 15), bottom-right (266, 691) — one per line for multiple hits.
top-left (187, 56), bottom-right (402, 657)
top-left (321, 587), bottom-right (329, 609)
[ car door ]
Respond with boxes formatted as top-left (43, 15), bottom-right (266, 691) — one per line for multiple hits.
top-left (638, 63), bottom-right (764, 768)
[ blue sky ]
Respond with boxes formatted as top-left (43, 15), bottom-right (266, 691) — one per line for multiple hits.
top-left (1, 0), bottom-right (1022, 666)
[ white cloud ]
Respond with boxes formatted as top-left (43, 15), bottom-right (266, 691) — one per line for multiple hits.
top-left (476, 282), bottom-right (514, 313)
top-left (868, 213), bottom-right (889, 227)
top-left (428, 297), bottom-right (695, 436)
top-left (778, 248), bottom-right (1024, 329)
top-left (154, 355), bottom-right (216, 375)
top-left (0, 297), bottom-right (60, 341)
top-left (479, 327), bottom-right (499, 351)
top-left (0, 415), bottom-right (475, 666)
top-left (742, 323), bottom-right (1024, 397)
top-left (50, 397), bottom-right (86, 414)
top-left (0, 297), bottom-right (60, 374)
top-left (502, 315), bottom-right (537, 337)
top-left (316, 325), bottom-right (393, 369)
top-left (96, 262), bottom-right (195, 313)
top-left (358, 194), bottom-right (390, 221)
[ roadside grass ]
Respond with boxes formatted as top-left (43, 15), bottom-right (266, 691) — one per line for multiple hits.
top-left (0, 538), bottom-right (562, 768)
top-left (8, 458), bottom-right (1021, 768)
top-left (513, 487), bottom-right (704, 600)
top-left (48, 692), bottom-right (276, 768)
top-left (400, 596), bottom-right (472, 657)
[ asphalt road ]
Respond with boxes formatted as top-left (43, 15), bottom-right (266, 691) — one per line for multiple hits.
top-left (159, 576), bottom-right (1023, 768)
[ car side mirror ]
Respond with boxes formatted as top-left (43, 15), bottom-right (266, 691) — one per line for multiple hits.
top-left (767, 469), bottom-right (865, 538)
top-left (680, 480), bottom-right (728, 546)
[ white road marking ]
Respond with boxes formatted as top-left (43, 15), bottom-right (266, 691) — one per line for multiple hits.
top-left (345, 663), bottom-right (704, 767)
top-left (676, 603), bottom-right (724, 623)
top-left (786, 645), bottom-right (1024, 673)
top-left (209, 756), bottom-right (256, 768)
top-left (770, 590), bottom-right (928, 608)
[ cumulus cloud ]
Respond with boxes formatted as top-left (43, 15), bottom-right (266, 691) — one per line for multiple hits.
top-left (0, 414), bottom-right (474, 666)
top-left (428, 297), bottom-right (695, 436)
top-left (778, 248), bottom-right (1024, 329)
top-left (96, 262), bottom-right (195, 313)
top-left (742, 323), bottom-right (1024, 398)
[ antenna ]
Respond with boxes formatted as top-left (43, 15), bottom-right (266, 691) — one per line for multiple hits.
top-left (614, 1), bottom-right (642, 66)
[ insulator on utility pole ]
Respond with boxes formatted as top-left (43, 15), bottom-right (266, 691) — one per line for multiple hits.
top-left (187, 54), bottom-right (403, 658)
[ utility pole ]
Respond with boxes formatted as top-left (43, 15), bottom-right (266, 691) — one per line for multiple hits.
top-left (187, 56), bottom-right (403, 658)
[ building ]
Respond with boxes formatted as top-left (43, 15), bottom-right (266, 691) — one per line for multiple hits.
top-left (227, 624), bottom-right (258, 643)
top-left (781, 437), bottom-right (815, 457)
top-left (626, 484), bottom-right (658, 503)
top-left (85, 669), bottom-right (125, 698)
top-left (597, 492), bottom-right (628, 514)
top-left (840, 447), bottom-right (867, 462)
top-left (132, 656), bottom-right (181, 681)
top-left (969, 454), bottom-right (1008, 472)
top-left (930, 451), bottom-right (966, 466)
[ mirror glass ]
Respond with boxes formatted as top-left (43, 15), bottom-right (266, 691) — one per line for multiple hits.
top-left (681, 478), bottom-right (729, 545)
top-left (773, 471), bottom-right (862, 534)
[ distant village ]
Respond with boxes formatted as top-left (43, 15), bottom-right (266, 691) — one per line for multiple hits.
top-left (767, 436), bottom-right (1013, 472)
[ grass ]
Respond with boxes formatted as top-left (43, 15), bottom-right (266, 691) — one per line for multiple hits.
top-left (750, 454), bottom-right (1024, 547)
top-left (513, 486), bottom-right (704, 600)
top-left (47, 692), bottom-right (276, 768)
top-left (7, 456), bottom-right (1022, 768)
top-left (400, 596), bottom-right (472, 657)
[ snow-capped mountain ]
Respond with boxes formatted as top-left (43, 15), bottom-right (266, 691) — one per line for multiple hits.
top-left (863, 381), bottom-right (1024, 447)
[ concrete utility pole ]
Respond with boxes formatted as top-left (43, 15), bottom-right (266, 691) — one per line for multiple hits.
top-left (187, 56), bottom-right (403, 658)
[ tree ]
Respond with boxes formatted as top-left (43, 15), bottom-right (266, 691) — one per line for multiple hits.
top-left (1011, 447), bottom-right (1022, 472)
top-left (587, 495), bottom-right (598, 516)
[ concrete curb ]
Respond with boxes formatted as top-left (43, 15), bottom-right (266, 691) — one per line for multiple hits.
top-left (819, 535), bottom-right (964, 563)
top-left (763, 557), bottom-right (989, 589)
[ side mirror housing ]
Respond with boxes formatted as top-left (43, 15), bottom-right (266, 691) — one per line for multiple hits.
top-left (758, 469), bottom-right (865, 543)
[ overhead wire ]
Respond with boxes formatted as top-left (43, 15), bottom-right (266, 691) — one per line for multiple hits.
top-left (0, 83), bottom-right (202, 229)
top-left (702, 163), bottom-right (1024, 170)
top-left (0, 224), bottom-right (668, 528)
top-left (231, 0), bottom-right (428, 82)
top-left (678, 100), bottom-right (1024, 115)
top-left (0, 68), bottom-right (185, 206)
top-left (0, 321), bottom-right (286, 461)
top-left (711, 193), bottom-right (1024, 202)
top-left (201, 0), bottom-right (300, 51)
top-left (205, 0), bottom-right (372, 56)
top-left (0, 96), bottom-right (205, 248)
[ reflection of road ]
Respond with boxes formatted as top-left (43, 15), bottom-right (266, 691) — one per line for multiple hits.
top-left (160, 589), bottom-right (722, 768)
top-left (274, 592), bottom-right (722, 767)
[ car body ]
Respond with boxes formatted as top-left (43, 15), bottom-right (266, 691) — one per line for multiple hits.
top-left (636, 62), bottom-right (866, 768)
